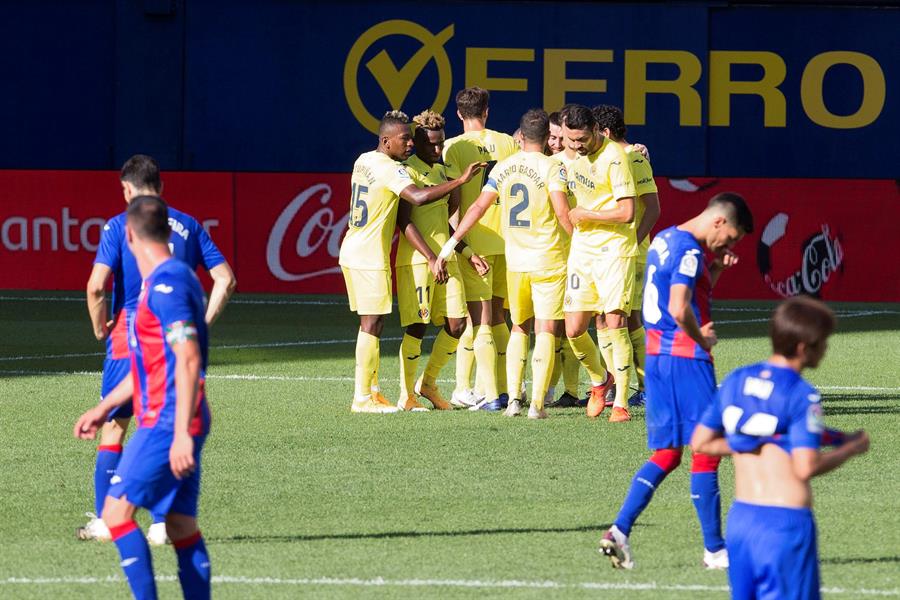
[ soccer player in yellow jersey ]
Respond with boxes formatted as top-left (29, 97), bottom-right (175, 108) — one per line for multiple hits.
top-left (339, 110), bottom-right (483, 413)
top-left (562, 105), bottom-right (638, 423)
top-left (395, 109), bottom-right (490, 412)
top-left (438, 109), bottom-right (571, 418)
top-left (443, 87), bottom-right (520, 411)
top-left (594, 105), bottom-right (661, 409)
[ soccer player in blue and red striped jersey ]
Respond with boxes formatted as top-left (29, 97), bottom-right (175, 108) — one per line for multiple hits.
top-left (692, 297), bottom-right (869, 599)
top-left (598, 193), bottom-right (753, 570)
top-left (76, 195), bottom-right (213, 600)
top-left (81, 155), bottom-right (235, 544)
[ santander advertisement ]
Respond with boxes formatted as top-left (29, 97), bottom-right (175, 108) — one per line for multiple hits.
top-left (1, 170), bottom-right (897, 301)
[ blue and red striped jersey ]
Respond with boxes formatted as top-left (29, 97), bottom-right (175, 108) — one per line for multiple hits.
top-left (129, 258), bottom-right (210, 436)
top-left (642, 226), bottom-right (712, 362)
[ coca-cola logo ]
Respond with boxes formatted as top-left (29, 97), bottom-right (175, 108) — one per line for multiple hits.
top-left (266, 183), bottom-right (349, 281)
top-left (757, 212), bottom-right (844, 298)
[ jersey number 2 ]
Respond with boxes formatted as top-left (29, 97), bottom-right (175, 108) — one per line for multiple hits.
top-left (508, 183), bottom-right (530, 228)
top-left (350, 183), bottom-right (369, 228)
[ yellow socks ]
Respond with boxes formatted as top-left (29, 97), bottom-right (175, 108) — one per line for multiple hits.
top-left (561, 341), bottom-right (581, 396)
top-left (506, 331), bottom-right (529, 400)
top-left (492, 323), bottom-right (510, 395)
top-left (567, 332), bottom-right (607, 386)
top-left (424, 328), bottom-right (460, 385)
top-left (354, 330), bottom-right (379, 399)
top-left (630, 326), bottom-right (646, 390)
top-left (455, 322), bottom-right (475, 393)
top-left (597, 328), bottom-right (615, 381)
top-left (531, 332), bottom-right (555, 410)
top-left (549, 337), bottom-right (563, 389)
top-left (474, 324), bottom-right (499, 400)
top-left (608, 327), bottom-right (634, 408)
top-left (399, 334), bottom-right (422, 398)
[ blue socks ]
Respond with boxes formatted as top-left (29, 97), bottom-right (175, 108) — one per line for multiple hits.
top-left (111, 521), bottom-right (157, 600)
top-left (174, 532), bottom-right (212, 600)
top-left (690, 471), bottom-right (725, 552)
top-left (94, 445), bottom-right (122, 515)
top-left (613, 461), bottom-right (668, 537)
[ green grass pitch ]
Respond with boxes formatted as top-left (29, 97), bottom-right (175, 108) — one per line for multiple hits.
top-left (0, 291), bottom-right (898, 599)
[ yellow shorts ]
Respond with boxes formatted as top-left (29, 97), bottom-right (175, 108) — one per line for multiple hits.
top-left (631, 261), bottom-right (646, 312)
top-left (564, 253), bottom-right (635, 315)
top-left (459, 254), bottom-right (507, 302)
top-left (341, 267), bottom-right (392, 315)
top-left (396, 261), bottom-right (467, 327)
top-left (507, 268), bottom-right (566, 324)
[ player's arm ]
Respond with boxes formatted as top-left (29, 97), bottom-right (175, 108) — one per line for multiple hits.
top-left (568, 197), bottom-right (635, 227)
top-left (690, 424), bottom-right (732, 456)
top-left (436, 190), bottom-right (496, 271)
top-left (399, 161), bottom-right (486, 206)
top-left (669, 284), bottom-right (717, 352)
top-left (205, 262), bottom-right (236, 326)
top-left (397, 202), bottom-right (448, 284)
top-left (635, 192), bottom-right (660, 245)
top-left (86, 264), bottom-right (113, 341)
top-left (791, 432), bottom-right (869, 481)
top-left (550, 190), bottom-right (573, 236)
top-left (709, 250), bottom-right (739, 288)
top-left (74, 375), bottom-right (134, 439)
top-left (169, 322), bottom-right (202, 479)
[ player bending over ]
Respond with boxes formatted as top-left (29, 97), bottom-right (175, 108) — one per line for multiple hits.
top-left (438, 108), bottom-right (572, 418)
top-left (395, 109), bottom-right (489, 411)
top-left (599, 193), bottom-right (753, 570)
top-left (339, 110), bottom-right (483, 413)
top-left (75, 195), bottom-right (214, 600)
top-left (692, 296), bottom-right (869, 599)
top-left (80, 154), bottom-right (234, 544)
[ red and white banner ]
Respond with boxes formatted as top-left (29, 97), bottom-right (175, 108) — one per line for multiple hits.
top-left (1, 170), bottom-right (897, 301)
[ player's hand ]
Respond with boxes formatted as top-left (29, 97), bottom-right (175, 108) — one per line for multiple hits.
top-left (568, 206), bottom-right (586, 227)
top-left (73, 406), bottom-right (108, 440)
top-left (700, 321), bottom-right (718, 350)
top-left (170, 434), bottom-right (196, 480)
top-left (430, 258), bottom-right (449, 284)
top-left (632, 143), bottom-right (650, 160)
top-left (845, 430), bottom-right (870, 456)
top-left (469, 253), bottom-right (490, 276)
top-left (95, 319), bottom-right (113, 342)
top-left (459, 162), bottom-right (488, 184)
top-left (712, 249), bottom-right (739, 271)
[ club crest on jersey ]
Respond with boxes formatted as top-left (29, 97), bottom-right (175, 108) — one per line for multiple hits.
top-left (153, 283), bottom-right (174, 294)
top-left (418, 307), bottom-right (430, 319)
top-left (806, 403), bottom-right (825, 434)
top-left (679, 251), bottom-right (700, 277)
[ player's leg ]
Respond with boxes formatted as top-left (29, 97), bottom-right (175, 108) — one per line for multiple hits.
top-left (595, 312), bottom-right (615, 407)
top-left (458, 256), bottom-right (499, 410)
top-left (166, 436), bottom-right (211, 600)
top-left (396, 264), bottom-right (429, 411)
top-left (597, 256), bottom-right (636, 422)
top-left (504, 271), bottom-right (531, 416)
top-left (416, 261), bottom-right (466, 410)
top-left (453, 319), bottom-right (477, 406)
top-left (627, 261), bottom-right (647, 407)
top-left (490, 255), bottom-right (510, 407)
top-left (345, 268), bottom-right (396, 413)
top-left (528, 269), bottom-right (565, 417)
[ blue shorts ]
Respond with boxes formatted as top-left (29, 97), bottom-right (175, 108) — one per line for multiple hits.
top-left (101, 357), bottom-right (133, 420)
top-left (727, 501), bottom-right (820, 600)
top-left (645, 354), bottom-right (716, 449)
top-left (107, 427), bottom-right (206, 517)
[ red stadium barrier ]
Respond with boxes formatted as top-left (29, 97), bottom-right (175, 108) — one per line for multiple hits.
top-left (1, 170), bottom-right (897, 301)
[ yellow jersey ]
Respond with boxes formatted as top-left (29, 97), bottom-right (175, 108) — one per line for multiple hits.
top-left (568, 137), bottom-right (638, 259)
top-left (483, 151), bottom-right (568, 273)
top-left (552, 149), bottom-right (579, 209)
top-left (338, 150), bottom-right (412, 270)
top-left (395, 154), bottom-right (454, 267)
top-left (443, 129), bottom-right (519, 257)
top-left (625, 144), bottom-right (658, 263)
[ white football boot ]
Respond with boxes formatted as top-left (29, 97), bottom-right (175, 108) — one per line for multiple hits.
top-left (599, 525), bottom-right (634, 569)
top-left (703, 548), bottom-right (729, 570)
top-left (146, 521), bottom-right (170, 546)
top-left (527, 404), bottom-right (548, 419)
top-left (503, 399), bottom-right (523, 417)
top-left (76, 512), bottom-right (111, 541)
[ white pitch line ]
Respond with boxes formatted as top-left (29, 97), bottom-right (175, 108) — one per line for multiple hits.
top-left (0, 575), bottom-right (896, 596)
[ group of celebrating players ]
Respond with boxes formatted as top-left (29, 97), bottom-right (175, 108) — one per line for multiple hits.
top-left (339, 86), bottom-right (871, 599)
top-left (65, 87), bottom-right (870, 600)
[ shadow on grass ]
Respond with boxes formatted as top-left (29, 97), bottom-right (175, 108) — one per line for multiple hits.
top-left (208, 523), bottom-right (613, 544)
top-left (821, 555), bottom-right (900, 566)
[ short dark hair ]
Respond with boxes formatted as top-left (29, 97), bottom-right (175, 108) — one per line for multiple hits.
top-left (126, 195), bottom-right (170, 244)
top-left (519, 109), bottom-right (549, 143)
top-left (562, 104), bottom-right (596, 131)
top-left (592, 104), bottom-right (627, 141)
top-left (709, 192), bottom-right (754, 234)
top-left (770, 296), bottom-right (835, 358)
top-left (455, 87), bottom-right (490, 119)
top-left (548, 111), bottom-right (561, 127)
top-left (120, 154), bottom-right (161, 193)
top-left (379, 110), bottom-right (409, 136)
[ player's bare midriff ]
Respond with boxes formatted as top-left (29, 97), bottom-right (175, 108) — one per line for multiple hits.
top-left (733, 444), bottom-right (812, 508)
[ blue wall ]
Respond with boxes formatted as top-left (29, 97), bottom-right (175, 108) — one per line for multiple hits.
top-left (2, 1), bottom-right (897, 177)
